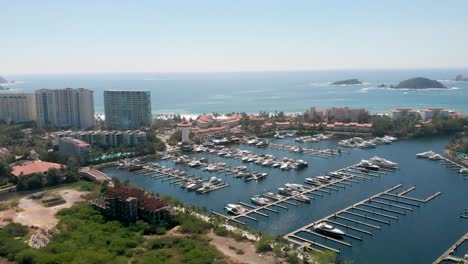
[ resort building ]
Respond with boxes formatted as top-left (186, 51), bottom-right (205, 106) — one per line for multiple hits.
top-left (192, 126), bottom-right (230, 141)
top-left (326, 107), bottom-right (369, 123)
top-left (195, 114), bottom-right (215, 128)
top-left (420, 108), bottom-right (450, 120)
top-left (11, 161), bottom-right (62, 177)
top-left (104, 90), bottom-right (152, 130)
top-left (35, 88), bottom-right (95, 129)
top-left (51, 130), bottom-right (147, 148)
top-left (0, 93), bottom-right (36, 123)
top-left (305, 107), bottom-right (327, 121)
top-left (58, 137), bottom-right (91, 161)
top-left (390, 108), bottom-right (420, 119)
top-left (219, 114), bottom-right (241, 127)
top-left (90, 187), bottom-right (173, 226)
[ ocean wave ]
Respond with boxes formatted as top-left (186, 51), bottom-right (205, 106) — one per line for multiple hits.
top-left (359, 86), bottom-right (461, 92)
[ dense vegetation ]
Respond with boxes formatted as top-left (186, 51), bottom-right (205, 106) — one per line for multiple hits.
top-left (0, 223), bottom-right (29, 261)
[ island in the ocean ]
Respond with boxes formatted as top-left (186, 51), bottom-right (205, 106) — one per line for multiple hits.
top-left (378, 84), bottom-right (386, 88)
top-left (330, 78), bottom-right (362, 85)
top-left (455, 74), bottom-right (468, 81)
top-left (393, 77), bottom-right (446, 89)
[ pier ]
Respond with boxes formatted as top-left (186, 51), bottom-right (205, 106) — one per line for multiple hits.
top-left (211, 160), bottom-right (399, 225)
top-left (283, 184), bottom-right (442, 253)
top-left (432, 232), bottom-right (468, 264)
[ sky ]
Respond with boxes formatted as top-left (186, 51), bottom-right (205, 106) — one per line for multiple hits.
top-left (2, 0), bottom-right (468, 74)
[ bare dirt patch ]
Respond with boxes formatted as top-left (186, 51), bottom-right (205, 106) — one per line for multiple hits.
top-left (0, 189), bottom-right (88, 229)
top-left (208, 231), bottom-right (281, 264)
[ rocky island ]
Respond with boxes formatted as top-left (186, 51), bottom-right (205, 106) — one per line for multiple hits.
top-left (392, 77), bottom-right (446, 89)
top-left (330, 78), bottom-right (362, 85)
top-left (455, 74), bottom-right (468, 81)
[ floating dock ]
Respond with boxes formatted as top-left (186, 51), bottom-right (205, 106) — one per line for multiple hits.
top-left (432, 232), bottom-right (468, 264)
top-left (283, 184), bottom-right (442, 253)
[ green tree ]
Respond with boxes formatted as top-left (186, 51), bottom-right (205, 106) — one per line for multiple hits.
top-left (46, 168), bottom-right (61, 186)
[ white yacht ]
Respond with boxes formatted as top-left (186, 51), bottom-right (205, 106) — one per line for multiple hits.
top-left (224, 204), bottom-right (246, 215)
top-left (208, 177), bottom-right (222, 185)
top-left (317, 175), bottom-right (332, 182)
top-left (251, 195), bottom-right (270, 206)
top-left (305, 177), bottom-right (321, 185)
top-left (416, 150), bottom-right (436, 158)
top-left (459, 168), bottom-right (468, 174)
top-left (428, 154), bottom-right (443, 160)
top-left (262, 159), bottom-right (275, 166)
top-left (265, 192), bottom-right (285, 200)
top-left (313, 222), bottom-right (345, 236)
top-left (285, 183), bottom-right (307, 192)
top-left (358, 160), bottom-right (380, 171)
top-left (369, 156), bottom-right (398, 168)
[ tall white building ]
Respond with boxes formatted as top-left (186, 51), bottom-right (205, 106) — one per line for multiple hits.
top-left (35, 88), bottom-right (95, 129)
top-left (0, 93), bottom-right (37, 123)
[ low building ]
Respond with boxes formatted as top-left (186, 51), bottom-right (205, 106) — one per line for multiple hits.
top-left (195, 114), bottom-right (214, 128)
top-left (51, 130), bottom-right (147, 148)
top-left (192, 126), bottom-right (230, 141)
top-left (11, 161), bottom-right (62, 177)
top-left (248, 114), bottom-right (266, 122)
top-left (58, 137), bottom-right (91, 161)
top-left (90, 187), bottom-right (173, 226)
top-left (420, 108), bottom-right (450, 120)
top-left (219, 114), bottom-right (241, 127)
top-left (390, 108), bottom-right (420, 119)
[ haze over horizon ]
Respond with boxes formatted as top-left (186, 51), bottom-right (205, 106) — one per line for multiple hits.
top-left (2, 0), bottom-right (468, 74)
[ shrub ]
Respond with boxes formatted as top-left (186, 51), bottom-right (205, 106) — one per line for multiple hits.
top-left (255, 236), bottom-right (273, 253)
top-left (214, 226), bottom-right (229, 237)
top-left (177, 213), bottom-right (212, 234)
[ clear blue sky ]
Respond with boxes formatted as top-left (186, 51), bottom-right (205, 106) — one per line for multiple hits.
top-left (2, 0), bottom-right (468, 74)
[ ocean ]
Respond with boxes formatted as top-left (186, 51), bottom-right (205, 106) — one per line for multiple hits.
top-left (3, 68), bottom-right (468, 116)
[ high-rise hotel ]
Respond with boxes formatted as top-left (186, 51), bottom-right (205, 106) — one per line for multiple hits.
top-left (104, 90), bottom-right (152, 130)
top-left (0, 93), bottom-right (37, 123)
top-left (35, 88), bottom-right (95, 129)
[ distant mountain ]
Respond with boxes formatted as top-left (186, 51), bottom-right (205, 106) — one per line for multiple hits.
top-left (455, 75), bottom-right (468, 81)
top-left (0, 76), bottom-right (7, 84)
top-left (393, 77), bottom-right (446, 89)
top-left (330, 79), bottom-right (362, 85)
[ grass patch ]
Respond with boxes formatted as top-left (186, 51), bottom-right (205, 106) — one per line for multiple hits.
top-left (141, 236), bottom-right (227, 264)
top-left (177, 212), bottom-right (212, 234)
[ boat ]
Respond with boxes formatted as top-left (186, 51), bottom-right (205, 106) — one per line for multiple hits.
top-left (265, 192), bottom-right (285, 200)
top-left (251, 195), bottom-right (270, 206)
top-left (256, 141), bottom-right (268, 148)
top-left (272, 162), bottom-right (281, 168)
top-left (416, 150), bottom-right (436, 158)
top-left (296, 160), bottom-right (308, 169)
top-left (208, 177), bottom-right (222, 185)
top-left (262, 159), bottom-right (274, 166)
top-left (186, 181), bottom-right (204, 191)
top-left (305, 177), bottom-right (321, 185)
top-left (278, 187), bottom-right (294, 196)
top-left (224, 204), bottom-right (246, 215)
top-left (294, 193), bottom-right (311, 203)
top-left (369, 156), bottom-right (398, 168)
top-left (316, 175), bottom-right (332, 182)
top-left (459, 168), bottom-right (468, 174)
top-left (313, 222), bottom-right (345, 237)
top-left (280, 162), bottom-right (291, 170)
top-left (196, 184), bottom-right (211, 192)
top-left (358, 160), bottom-right (380, 171)
top-left (285, 183), bottom-right (307, 192)
top-left (383, 135), bottom-right (398, 141)
top-left (428, 154), bottom-right (443, 160)
top-left (292, 146), bottom-right (303, 153)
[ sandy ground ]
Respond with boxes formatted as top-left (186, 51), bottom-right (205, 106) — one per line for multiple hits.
top-left (0, 189), bottom-right (88, 229)
top-left (208, 231), bottom-right (281, 264)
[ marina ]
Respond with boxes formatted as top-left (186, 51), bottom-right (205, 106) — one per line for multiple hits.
top-left (283, 184), bottom-right (442, 253)
top-left (432, 232), bottom-right (468, 264)
top-left (102, 137), bottom-right (468, 264)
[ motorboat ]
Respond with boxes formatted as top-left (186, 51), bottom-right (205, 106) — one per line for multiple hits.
top-left (262, 159), bottom-right (275, 166)
top-left (285, 183), bottom-right (307, 192)
top-left (369, 156), bottom-right (397, 168)
top-left (196, 184), bottom-right (211, 192)
top-left (292, 146), bottom-right (303, 153)
top-left (247, 139), bottom-right (259, 145)
top-left (278, 187), bottom-right (294, 196)
top-left (383, 135), bottom-right (398, 142)
top-left (316, 175), bottom-right (332, 182)
top-left (186, 181), bottom-right (204, 191)
top-left (296, 160), bottom-right (308, 169)
top-left (251, 195), bottom-right (270, 206)
top-left (358, 160), bottom-right (380, 171)
top-left (256, 141), bottom-right (268, 148)
top-left (305, 177), bottom-right (321, 185)
top-left (294, 193), bottom-right (311, 203)
top-left (428, 154), bottom-right (443, 160)
top-left (208, 177), bottom-right (222, 185)
top-left (459, 168), bottom-right (468, 174)
top-left (224, 204), bottom-right (246, 215)
top-left (313, 222), bottom-right (345, 237)
top-left (416, 150), bottom-right (436, 158)
top-left (280, 162), bottom-right (291, 170)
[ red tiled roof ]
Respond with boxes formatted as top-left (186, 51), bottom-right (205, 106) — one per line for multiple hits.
top-left (12, 161), bottom-right (62, 177)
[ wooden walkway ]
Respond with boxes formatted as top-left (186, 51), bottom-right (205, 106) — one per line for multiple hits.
top-left (432, 232), bottom-right (468, 264)
top-left (283, 184), bottom-right (442, 253)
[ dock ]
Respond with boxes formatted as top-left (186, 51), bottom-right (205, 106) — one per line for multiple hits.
top-left (432, 232), bottom-right (468, 264)
top-left (267, 142), bottom-right (343, 158)
top-left (283, 184), bottom-right (442, 253)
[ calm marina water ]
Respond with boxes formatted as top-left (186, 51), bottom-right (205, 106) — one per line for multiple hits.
top-left (4, 69), bottom-right (468, 115)
top-left (102, 137), bottom-right (468, 264)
